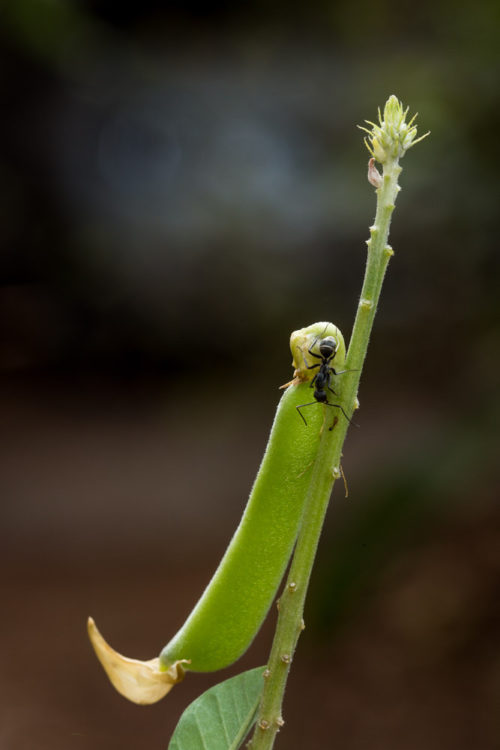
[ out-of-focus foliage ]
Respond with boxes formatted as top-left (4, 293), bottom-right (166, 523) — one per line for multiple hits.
top-left (0, 0), bottom-right (498, 389)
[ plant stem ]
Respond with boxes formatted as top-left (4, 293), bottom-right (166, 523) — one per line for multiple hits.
top-left (250, 155), bottom-right (403, 750)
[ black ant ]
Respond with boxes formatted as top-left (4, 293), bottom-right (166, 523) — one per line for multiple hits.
top-left (296, 334), bottom-right (352, 428)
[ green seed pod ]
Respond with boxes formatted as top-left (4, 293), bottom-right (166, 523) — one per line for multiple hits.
top-left (160, 322), bottom-right (345, 672)
top-left (88, 322), bottom-right (345, 702)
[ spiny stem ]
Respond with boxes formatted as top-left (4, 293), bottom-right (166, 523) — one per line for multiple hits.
top-left (250, 95), bottom-right (422, 749)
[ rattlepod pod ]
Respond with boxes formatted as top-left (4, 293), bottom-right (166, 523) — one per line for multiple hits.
top-left (88, 322), bottom-right (345, 704)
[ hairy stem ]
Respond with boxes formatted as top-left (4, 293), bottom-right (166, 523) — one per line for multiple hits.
top-left (250, 155), bottom-right (404, 750)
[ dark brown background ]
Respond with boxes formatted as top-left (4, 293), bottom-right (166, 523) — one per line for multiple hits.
top-left (1, 1), bottom-right (499, 748)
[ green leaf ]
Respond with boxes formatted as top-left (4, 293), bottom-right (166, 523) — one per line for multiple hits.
top-left (168, 667), bottom-right (266, 750)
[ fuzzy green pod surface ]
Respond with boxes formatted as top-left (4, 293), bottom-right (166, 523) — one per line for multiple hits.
top-left (159, 322), bottom-right (345, 673)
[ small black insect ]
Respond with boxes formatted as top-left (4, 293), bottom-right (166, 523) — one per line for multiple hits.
top-left (296, 334), bottom-right (351, 427)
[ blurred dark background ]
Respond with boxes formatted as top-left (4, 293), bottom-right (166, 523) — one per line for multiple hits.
top-left (1, 0), bottom-right (499, 748)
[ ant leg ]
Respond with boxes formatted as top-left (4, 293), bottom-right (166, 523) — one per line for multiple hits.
top-left (307, 336), bottom-right (323, 361)
top-left (307, 324), bottom-right (330, 358)
top-left (324, 402), bottom-right (354, 426)
top-left (298, 346), bottom-right (321, 370)
top-left (296, 402), bottom-right (317, 426)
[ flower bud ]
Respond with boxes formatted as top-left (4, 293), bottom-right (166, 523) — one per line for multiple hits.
top-left (359, 95), bottom-right (429, 164)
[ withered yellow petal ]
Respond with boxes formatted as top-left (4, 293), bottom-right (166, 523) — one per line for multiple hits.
top-left (87, 617), bottom-right (188, 705)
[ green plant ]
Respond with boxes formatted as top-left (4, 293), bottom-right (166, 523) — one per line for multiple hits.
top-left (88, 95), bottom-right (428, 748)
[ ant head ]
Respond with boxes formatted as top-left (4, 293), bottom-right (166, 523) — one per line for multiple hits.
top-left (319, 336), bottom-right (337, 358)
